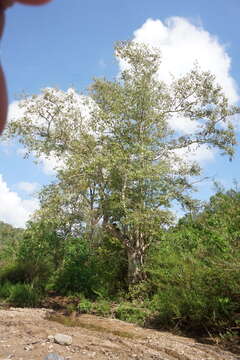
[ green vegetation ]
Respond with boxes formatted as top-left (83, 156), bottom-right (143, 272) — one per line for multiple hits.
top-left (0, 42), bottom-right (239, 338)
top-left (0, 221), bottom-right (23, 265)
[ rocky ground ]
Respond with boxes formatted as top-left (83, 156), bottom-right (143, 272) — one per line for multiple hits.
top-left (0, 307), bottom-right (239, 360)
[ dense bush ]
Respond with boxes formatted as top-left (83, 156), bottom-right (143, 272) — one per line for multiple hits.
top-left (145, 190), bottom-right (240, 333)
top-left (0, 221), bottom-right (23, 266)
top-left (48, 238), bottom-right (98, 297)
top-left (5, 219), bottom-right (128, 299)
top-left (7, 283), bottom-right (41, 307)
top-left (49, 235), bottom-right (127, 298)
top-left (0, 261), bottom-right (49, 287)
top-left (148, 250), bottom-right (240, 333)
top-left (0, 282), bottom-right (41, 307)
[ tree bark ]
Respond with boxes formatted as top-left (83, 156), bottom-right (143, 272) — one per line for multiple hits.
top-left (127, 247), bottom-right (146, 285)
top-left (104, 223), bottom-right (146, 285)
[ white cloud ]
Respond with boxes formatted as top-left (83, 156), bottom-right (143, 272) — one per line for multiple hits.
top-left (17, 181), bottom-right (40, 194)
top-left (174, 144), bottom-right (216, 164)
top-left (168, 115), bottom-right (200, 135)
top-left (131, 17), bottom-right (238, 104)
top-left (39, 154), bottom-right (65, 176)
top-left (0, 175), bottom-right (39, 228)
top-left (0, 102), bottom-right (25, 152)
top-left (16, 148), bottom-right (64, 176)
top-left (7, 101), bottom-right (25, 123)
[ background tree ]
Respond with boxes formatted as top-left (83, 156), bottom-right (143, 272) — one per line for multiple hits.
top-left (0, 221), bottom-right (23, 265)
top-left (4, 41), bottom-right (238, 285)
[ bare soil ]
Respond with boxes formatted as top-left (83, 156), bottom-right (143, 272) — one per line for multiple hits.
top-left (0, 307), bottom-right (239, 360)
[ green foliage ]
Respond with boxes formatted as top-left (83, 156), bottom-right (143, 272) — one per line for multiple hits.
top-left (77, 298), bottom-right (111, 317)
top-left (0, 261), bottom-right (49, 287)
top-left (115, 302), bottom-right (150, 326)
top-left (8, 213), bottom-right (128, 297)
top-left (49, 235), bottom-right (127, 298)
top-left (146, 189), bottom-right (240, 333)
top-left (0, 221), bottom-right (23, 265)
top-left (49, 238), bottom-right (97, 297)
top-left (0, 282), bottom-right (41, 307)
top-left (148, 253), bottom-right (239, 332)
top-left (18, 220), bottom-right (65, 271)
top-left (77, 296), bottom-right (93, 313)
top-left (7, 283), bottom-right (40, 307)
top-left (5, 218), bottom-right (127, 299)
top-left (92, 300), bottom-right (112, 316)
top-left (0, 281), bottom-right (13, 299)
top-left (76, 297), bottom-right (148, 325)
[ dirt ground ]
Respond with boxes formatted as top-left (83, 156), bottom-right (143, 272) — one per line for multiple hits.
top-left (0, 307), bottom-right (239, 360)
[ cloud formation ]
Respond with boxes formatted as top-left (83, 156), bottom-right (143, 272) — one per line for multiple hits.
top-left (132, 17), bottom-right (238, 104)
top-left (39, 154), bottom-right (65, 176)
top-left (17, 181), bottom-right (40, 194)
top-left (0, 175), bottom-right (39, 228)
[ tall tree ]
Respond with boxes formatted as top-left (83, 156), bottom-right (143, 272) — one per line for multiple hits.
top-left (5, 41), bottom-right (238, 284)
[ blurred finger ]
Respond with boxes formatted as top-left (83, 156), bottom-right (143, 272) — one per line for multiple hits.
top-left (0, 65), bottom-right (8, 134)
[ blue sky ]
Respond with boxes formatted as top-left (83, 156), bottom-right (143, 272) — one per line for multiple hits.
top-left (0, 0), bottom-right (240, 227)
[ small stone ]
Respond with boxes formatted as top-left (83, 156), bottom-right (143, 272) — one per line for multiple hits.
top-left (54, 334), bottom-right (72, 346)
top-left (48, 335), bottom-right (54, 342)
top-left (24, 345), bottom-right (33, 351)
top-left (44, 353), bottom-right (65, 360)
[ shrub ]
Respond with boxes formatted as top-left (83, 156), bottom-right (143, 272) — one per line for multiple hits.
top-left (49, 239), bottom-right (99, 298)
top-left (0, 261), bottom-right (49, 286)
top-left (115, 302), bottom-right (150, 325)
top-left (77, 297), bottom-right (93, 313)
top-left (0, 283), bottom-right (41, 307)
top-left (147, 248), bottom-right (240, 333)
top-left (91, 300), bottom-right (111, 316)
top-left (7, 283), bottom-right (40, 307)
top-left (0, 281), bottom-right (13, 299)
top-left (50, 234), bottom-right (127, 299)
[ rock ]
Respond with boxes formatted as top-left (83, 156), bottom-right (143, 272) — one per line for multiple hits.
top-left (48, 335), bottom-right (54, 342)
top-left (54, 334), bottom-right (72, 346)
top-left (44, 353), bottom-right (65, 360)
top-left (24, 345), bottom-right (33, 351)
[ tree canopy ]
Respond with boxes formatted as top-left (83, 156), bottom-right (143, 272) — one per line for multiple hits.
top-left (4, 41), bottom-right (239, 284)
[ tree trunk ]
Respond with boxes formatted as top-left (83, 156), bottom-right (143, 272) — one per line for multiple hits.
top-left (127, 247), bottom-right (146, 285)
top-left (104, 223), bottom-right (147, 285)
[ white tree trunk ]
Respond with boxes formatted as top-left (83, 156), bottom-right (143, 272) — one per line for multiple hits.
top-left (127, 247), bottom-right (146, 285)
